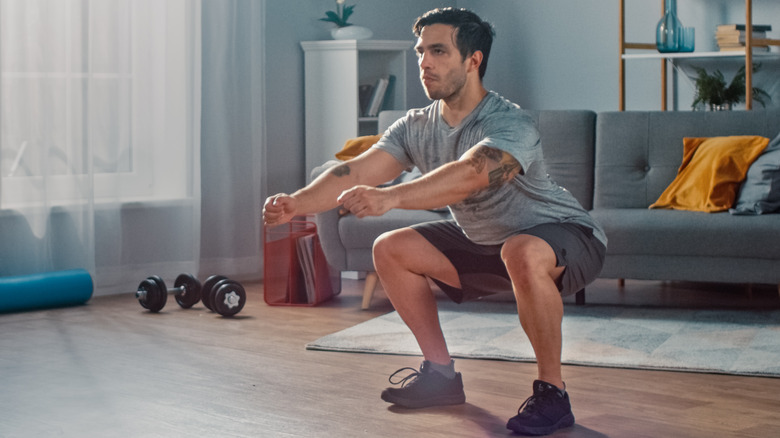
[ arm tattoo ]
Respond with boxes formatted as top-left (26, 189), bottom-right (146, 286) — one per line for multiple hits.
top-left (468, 146), bottom-right (523, 189)
top-left (332, 164), bottom-right (351, 177)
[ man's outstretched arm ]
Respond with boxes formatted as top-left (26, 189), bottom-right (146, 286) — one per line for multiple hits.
top-left (262, 148), bottom-right (405, 226)
top-left (337, 144), bottom-right (521, 217)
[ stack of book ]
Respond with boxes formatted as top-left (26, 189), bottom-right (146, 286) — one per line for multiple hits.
top-left (359, 75), bottom-right (396, 117)
top-left (716, 24), bottom-right (772, 51)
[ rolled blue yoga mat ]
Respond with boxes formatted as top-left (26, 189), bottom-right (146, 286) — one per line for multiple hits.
top-left (0, 269), bottom-right (93, 313)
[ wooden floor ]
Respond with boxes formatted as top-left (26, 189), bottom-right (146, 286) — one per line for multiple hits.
top-left (1, 277), bottom-right (779, 438)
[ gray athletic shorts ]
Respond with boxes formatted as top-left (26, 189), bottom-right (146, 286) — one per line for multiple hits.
top-left (410, 220), bottom-right (606, 303)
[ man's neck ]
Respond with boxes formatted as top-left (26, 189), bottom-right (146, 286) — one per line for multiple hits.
top-left (440, 84), bottom-right (489, 127)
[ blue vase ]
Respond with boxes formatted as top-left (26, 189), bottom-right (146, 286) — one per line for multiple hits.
top-left (656, 0), bottom-right (682, 53)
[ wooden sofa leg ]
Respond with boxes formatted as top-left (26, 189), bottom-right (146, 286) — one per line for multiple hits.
top-left (575, 288), bottom-right (585, 305)
top-left (361, 272), bottom-right (379, 310)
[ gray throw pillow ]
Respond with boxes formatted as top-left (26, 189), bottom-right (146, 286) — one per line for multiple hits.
top-left (730, 131), bottom-right (780, 215)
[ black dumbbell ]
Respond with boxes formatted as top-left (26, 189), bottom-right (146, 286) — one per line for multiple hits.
top-left (201, 274), bottom-right (247, 317)
top-left (136, 273), bottom-right (201, 313)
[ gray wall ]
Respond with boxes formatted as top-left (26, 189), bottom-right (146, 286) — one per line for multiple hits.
top-left (462, 0), bottom-right (622, 111)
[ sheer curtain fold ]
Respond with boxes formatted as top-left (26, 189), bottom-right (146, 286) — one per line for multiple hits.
top-left (198, 0), bottom-right (264, 279)
top-left (0, 0), bottom-right (202, 295)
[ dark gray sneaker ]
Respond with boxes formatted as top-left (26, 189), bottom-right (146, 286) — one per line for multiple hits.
top-left (380, 361), bottom-right (466, 408)
top-left (506, 380), bottom-right (575, 436)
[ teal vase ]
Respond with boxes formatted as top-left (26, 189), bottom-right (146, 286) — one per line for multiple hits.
top-left (656, 0), bottom-right (682, 52)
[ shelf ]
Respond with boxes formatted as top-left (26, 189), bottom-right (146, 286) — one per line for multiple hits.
top-left (622, 50), bottom-right (780, 60)
top-left (619, 0), bottom-right (779, 110)
top-left (672, 56), bottom-right (780, 109)
top-left (300, 40), bottom-right (413, 52)
top-left (301, 39), bottom-right (412, 178)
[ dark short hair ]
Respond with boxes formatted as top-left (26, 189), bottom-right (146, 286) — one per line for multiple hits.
top-left (413, 8), bottom-right (495, 79)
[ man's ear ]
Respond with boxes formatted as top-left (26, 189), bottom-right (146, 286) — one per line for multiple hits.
top-left (466, 50), bottom-right (483, 74)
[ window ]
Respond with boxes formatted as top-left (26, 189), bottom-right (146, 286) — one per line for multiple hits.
top-left (0, 0), bottom-right (196, 207)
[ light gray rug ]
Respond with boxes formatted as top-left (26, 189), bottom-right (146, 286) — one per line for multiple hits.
top-left (307, 301), bottom-right (780, 377)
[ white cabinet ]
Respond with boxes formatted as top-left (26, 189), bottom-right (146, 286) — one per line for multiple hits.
top-left (301, 40), bottom-right (413, 178)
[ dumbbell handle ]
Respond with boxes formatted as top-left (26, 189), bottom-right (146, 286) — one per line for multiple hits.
top-left (135, 285), bottom-right (186, 300)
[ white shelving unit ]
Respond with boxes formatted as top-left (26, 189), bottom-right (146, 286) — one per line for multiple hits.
top-left (300, 39), bottom-right (413, 178)
top-left (619, 0), bottom-right (780, 110)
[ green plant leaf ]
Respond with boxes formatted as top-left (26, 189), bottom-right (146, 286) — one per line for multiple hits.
top-left (691, 63), bottom-right (769, 109)
top-left (320, 11), bottom-right (340, 24)
top-left (342, 5), bottom-right (355, 24)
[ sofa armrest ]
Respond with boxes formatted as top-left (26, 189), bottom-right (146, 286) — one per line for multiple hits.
top-left (310, 161), bottom-right (348, 271)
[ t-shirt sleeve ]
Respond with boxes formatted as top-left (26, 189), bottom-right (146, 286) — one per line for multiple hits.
top-left (373, 114), bottom-right (416, 170)
top-left (475, 109), bottom-right (540, 172)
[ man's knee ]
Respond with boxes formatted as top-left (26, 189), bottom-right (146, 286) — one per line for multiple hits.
top-left (501, 235), bottom-right (562, 285)
top-left (373, 228), bottom-right (460, 286)
top-left (373, 228), bottom-right (412, 266)
top-left (502, 236), bottom-right (553, 270)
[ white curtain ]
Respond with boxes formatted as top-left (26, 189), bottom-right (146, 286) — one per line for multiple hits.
top-left (0, 0), bottom-right (201, 295)
top-left (199, 0), bottom-right (265, 279)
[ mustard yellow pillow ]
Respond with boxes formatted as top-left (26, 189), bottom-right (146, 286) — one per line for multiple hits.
top-left (334, 134), bottom-right (383, 161)
top-left (650, 136), bottom-right (770, 212)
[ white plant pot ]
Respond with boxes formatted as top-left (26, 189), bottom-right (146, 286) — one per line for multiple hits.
top-left (331, 25), bottom-right (373, 40)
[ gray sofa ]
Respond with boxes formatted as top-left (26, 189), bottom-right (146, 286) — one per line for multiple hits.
top-left (313, 109), bottom-right (780, 308)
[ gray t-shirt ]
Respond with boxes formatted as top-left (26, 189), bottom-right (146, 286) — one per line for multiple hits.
top-left (374, 91), bottom-right (607, 246)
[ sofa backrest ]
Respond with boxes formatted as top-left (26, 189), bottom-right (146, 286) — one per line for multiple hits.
top-left (594, 109), bottom-right (780, 209)
top-left (527, 110), bottom-right (596, 210)
top-left (377, 109), bottom-right (597, 210)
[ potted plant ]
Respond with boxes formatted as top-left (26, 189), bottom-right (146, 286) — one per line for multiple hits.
top-left (320, 0), bottom-right (372, 40)
top-left (320, 0), bottom-right (355, 28)
top-left (691, 63), bottom-right (770, 110)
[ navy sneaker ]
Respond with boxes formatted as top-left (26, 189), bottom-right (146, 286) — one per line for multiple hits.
top-left (506, 380), bottom-right (575, 436)
top-left (380, 361), bottom-right (466, 408)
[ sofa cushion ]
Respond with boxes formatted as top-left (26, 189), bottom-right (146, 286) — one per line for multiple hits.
top-left (591, 208), bottom-right (780, 259)
top-left (649, 136), bottom-right (769, 212)
top-left (731, 130), bottom-right (780, 215)
top-left (335, 134), bottom-right (382, 160)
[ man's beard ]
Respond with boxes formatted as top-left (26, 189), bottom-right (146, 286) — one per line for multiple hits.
top-left (421, 71), bottom-right (467, 101)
